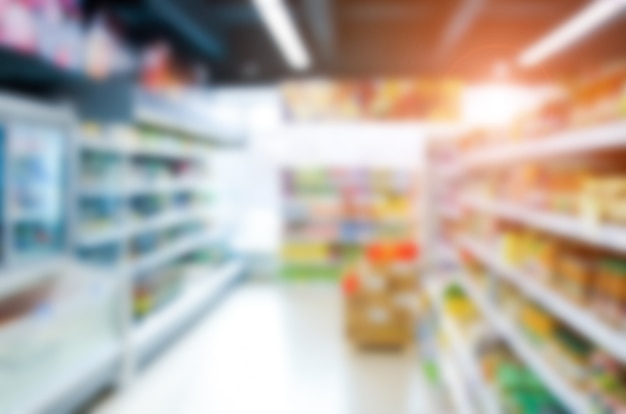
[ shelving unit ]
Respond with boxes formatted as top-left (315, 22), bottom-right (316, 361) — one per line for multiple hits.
top-left (426, 279), bottom-right (500, 414)
top-left (425, 118), bottom-right (626, 414)
top-left (459, 236), bottom-right (626, 364)
top-left (132, 260), bottom-right (244, 360)
top-left (460, 121), bottom-right (626, 171)
top-left (461, 196), bottom-right (626, 254)
top-left (457, 273), bottom-right (591, 414)
top-left (0, 92), bottom-right (243, 414)
top-left (281, 168), bottom-right (418, 280)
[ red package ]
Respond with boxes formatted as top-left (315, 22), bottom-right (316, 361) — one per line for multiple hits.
top-left (395, 242), bottom-right (420, 262)
top-left (366, 243), bottom-right (391, 264)
top-left (342, 272), bottom-right (360, 296)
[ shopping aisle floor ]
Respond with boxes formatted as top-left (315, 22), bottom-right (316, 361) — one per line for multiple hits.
top-left (94, 282), bottom-right (438, 414)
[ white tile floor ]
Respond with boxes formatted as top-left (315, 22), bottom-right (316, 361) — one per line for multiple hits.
top-left (94, 282), bottom-right (442, 414)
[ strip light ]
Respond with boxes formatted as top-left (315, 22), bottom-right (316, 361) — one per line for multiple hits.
top-left (519, 0), bottom-right (626, 67)
top-left (252, 0), bottom-right (311, 70)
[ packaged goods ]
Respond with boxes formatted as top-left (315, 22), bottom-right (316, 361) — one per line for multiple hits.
top-left (595, 260), bottom-right (626, 328)
top-left (554, 249), bottom-right (595, 305)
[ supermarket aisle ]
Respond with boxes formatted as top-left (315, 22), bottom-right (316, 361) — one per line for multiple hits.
top-left (94, 282), bottom-right (436, 414)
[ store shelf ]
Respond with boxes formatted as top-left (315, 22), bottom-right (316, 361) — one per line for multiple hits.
top-left (459, 236), bottom-right (626, 364)
top-left (130, 206), bottom-right (208, 234)
top-left (125, 179), bottom-right (205, 195)
top-left (132, 260), bottom-right (245, 356)
top-left (462, 195), bottom-right (626, 254)
top-left (77, 226), bottom-right (126, 248)
top-left (457, 274), bottom-right (590, 414)
top-left (439, 354), bottom-right (477, 414)
top-left (0, 258), bottom-right (68, 300)
top-left (127, 144), bottom-right (208, 161)
top-left (426, 279), bottom-right (500, 414)
top-left (131, 229), bottom-right (221, 274)
top-left (461, 121), bottom-right (626, 169)
top-left (11, 340), bottom-right (121, 414)
top-left (76, 206), bottom-right (207, 248)
top-left (80, 138), bottom-right (126, 155)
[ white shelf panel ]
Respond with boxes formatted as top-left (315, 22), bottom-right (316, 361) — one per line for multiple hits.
top-left (0, 258), bottom-right (68, 300)
top-left (440, 354), bottom-right (477, 414)
top-left (79, 138), bottom-right (210, 162)
top-left (132, 260), bottom-right (244, 353)
top-left (10, 341), bottom-right (121, 414)
top-left (457, 274), bottom-right (591, 414)
top-left (462, 121), bottom-right (626, 169)
top-left (77, 207), bottom-right (209, 248)
top-left (460, 237), bottom-right (626, 364)
top-left (462, 196), bottom-right (626, 254)
top-left (125, 178), bottom-right (206, 196)
top-left (426, 279), bottom-right (500, 414)
top-left (77, 226), bottom-right (125, 247)
top-left (129, 207), bottom-right (208, 235)
top-left (80, 139), bottom-right (126, 154)
top-left (131, 229), bottom-right (221, 274)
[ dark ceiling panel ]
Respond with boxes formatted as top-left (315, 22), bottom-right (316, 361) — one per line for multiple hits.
top-left (84, 0), bottom-right (626, 84)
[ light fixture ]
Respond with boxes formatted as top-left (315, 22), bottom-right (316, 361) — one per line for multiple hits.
top-left (252, 0), bottom-right (311, 70)
top-left (519, 0), bottom-right (626, 67)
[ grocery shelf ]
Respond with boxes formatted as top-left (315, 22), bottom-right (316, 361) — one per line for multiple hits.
top-left (132, 260), bottom-right (245, 357)
top-left (76, 207), bottom-right (207, 248)
top-left (439, 354), bottom-right (477, 414)
top-left (457, 273), bottom-right (590, 414)
top-left (80, 138), bottom-right (126, 155)
top-left (128, 206), bottom-right (205, 235)
top-left (459, 236), bottom-right (626, 364)
top-left (462, 195), bottom-right (626, 254)
top-left (125, 179), bottom-right (206, 195)
top-left (131, 229), bottom-right (221, 274)
top-left (77, 226), bottom-right (126, 247)
top-left (10, 341), bottom-right (121, 414)
top-left (426, 279), bottom-right (500, 414)
top-left (461, 121), bottom-right (626, 169)
top-left (0, 258), bottom-right (68, 300)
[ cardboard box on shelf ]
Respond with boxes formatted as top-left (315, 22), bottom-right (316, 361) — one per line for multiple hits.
top-left (345, 289), bottom-right (416, 348)
top-left (343, 240), bottom-right (421, 349)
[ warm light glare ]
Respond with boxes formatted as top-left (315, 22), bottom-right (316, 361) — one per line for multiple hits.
top-left (462, 85), bottom-right (536, 127)
top-left (519, 0), bottom-right (626, 67)
top-left (252, 0), bottom-right (311, 70)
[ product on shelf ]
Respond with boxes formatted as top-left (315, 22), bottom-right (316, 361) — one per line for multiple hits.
top-left (282, 168), bottom-right (418, 281)
top-left (479, 340), bottom-right (567, 414)
top-left (343, 241), bottom-right (420, 348)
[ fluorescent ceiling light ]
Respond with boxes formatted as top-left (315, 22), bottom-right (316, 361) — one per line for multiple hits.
top-left (519, 0), bottom-right (626, 67)
top-left (252, 0), bottom-right (311, 70)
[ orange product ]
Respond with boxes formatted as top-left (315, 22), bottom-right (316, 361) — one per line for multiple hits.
top-left (394, 241), bottom-right (420, 262)
top-left (366, 243), bottom-right (394, 265)
top-left (342, 272), bottom-right (360, 296)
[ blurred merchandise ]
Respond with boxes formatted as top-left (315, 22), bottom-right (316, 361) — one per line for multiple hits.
top-left (282, 79), bottom-right (462, 121)
top-left (281, 168), bottom-right (418, 280)
top-left (343, 241), bottom-right (420, 348)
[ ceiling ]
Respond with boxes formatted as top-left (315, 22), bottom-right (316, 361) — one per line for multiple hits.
top-left (92, 0), bottom-right (626, 85)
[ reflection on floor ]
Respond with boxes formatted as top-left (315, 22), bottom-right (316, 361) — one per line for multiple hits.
top-left (94, 282), bottom-right (440, 414)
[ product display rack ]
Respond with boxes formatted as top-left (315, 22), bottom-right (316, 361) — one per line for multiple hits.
top-left (453, 121), bottom-right (626, 173)
top-left (459, 236), bottom-right (626, 364)
top-left (0, 93), bottom-right (244, 414)
top-left (456, 273), bottom-right (591, 414)
top-left (281, 168), bottom-right (418, 280)
top-left (427, 119), bottom-right (626, 414)
top-left (426, 278), bottom-right (500, 414)
top-left (75, 107), bottom-right (241, 374)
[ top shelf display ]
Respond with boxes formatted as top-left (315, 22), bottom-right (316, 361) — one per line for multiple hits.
top-left (451, 121), bottom-right (626, 173)
top-left (133, 90), bottom-right (240, 145)
top-left (439, 60), bottom-right (626, 176)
